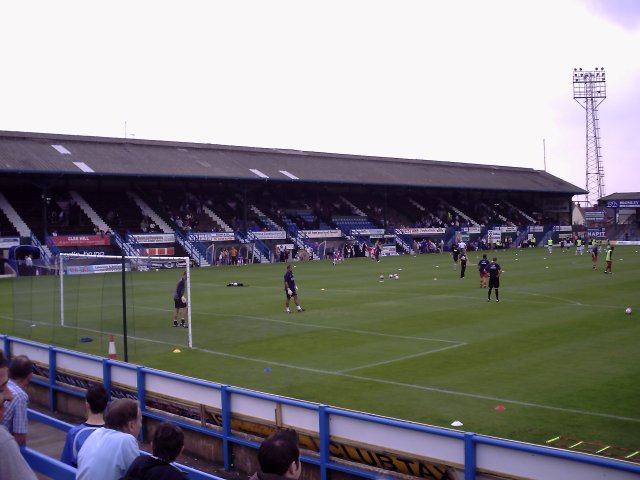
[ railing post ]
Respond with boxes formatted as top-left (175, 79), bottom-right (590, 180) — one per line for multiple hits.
top-left (102, 359), bottom-right (112, 401)
top-left (221, 385), bottom-right (232, 471)
top-left (464, 432), bottom-right (477, 480)
top-left (137, 366), bottom-right (146, 442)
top-left (48, 347), bottom-right (56, 413)
top-left (318, 405), bottom-right (330, 480)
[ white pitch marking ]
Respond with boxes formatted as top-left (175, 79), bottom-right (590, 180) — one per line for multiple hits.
top-left (2, 315), bottom-right (638, 424)
top-left (137, 307), bottom-right (462, 344)
top-left (337, 342), bottom-right (467, 374)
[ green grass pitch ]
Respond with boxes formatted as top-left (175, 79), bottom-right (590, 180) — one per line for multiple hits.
top-left (1, 246), bottom-right (639, 452)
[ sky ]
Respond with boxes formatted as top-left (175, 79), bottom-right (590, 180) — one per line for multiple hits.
top-left (2, 0), bottom-right (639, 200)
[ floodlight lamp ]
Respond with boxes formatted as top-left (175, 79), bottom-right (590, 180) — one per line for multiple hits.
top-left (579, 68), bottom-right (582, 71)
top-left (574, 68), bottom-right (577, 71)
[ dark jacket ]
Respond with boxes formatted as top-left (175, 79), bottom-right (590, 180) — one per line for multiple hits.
top-left (120, 455), bottom-right (187, 480)
top-left (249, 472), bottom-right (290, 480)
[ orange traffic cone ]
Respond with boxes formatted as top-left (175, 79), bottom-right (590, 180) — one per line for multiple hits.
top-left (108, 335), bottom-right (118, 360)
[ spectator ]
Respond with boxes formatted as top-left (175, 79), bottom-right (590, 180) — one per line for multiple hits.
top-left (121, 421), bottom-right (186, 479)
top-left (24, 254), bottom-right (33, 274)
top-left (60, 384), bottom-right (108, 467)
top-left (0, 350), bottom-right (37, 479)
top-left (2, 354), bottom-right (33, 446)
top-left (250, 428), bottom-right (302, 480)
top-left (76, 398), bottom-right (142, 480)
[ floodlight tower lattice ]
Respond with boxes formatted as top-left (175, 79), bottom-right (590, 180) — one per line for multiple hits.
top-left (573, 67), bottom-right (606, 206)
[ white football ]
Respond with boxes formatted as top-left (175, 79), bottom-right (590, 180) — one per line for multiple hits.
top-left (181, 296), bottom-right (186, 303)
top-left (625, 307), bottom-right (632, 315)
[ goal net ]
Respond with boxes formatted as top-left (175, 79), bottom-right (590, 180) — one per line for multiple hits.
top-left (8, 254), bottom-right (193, 360)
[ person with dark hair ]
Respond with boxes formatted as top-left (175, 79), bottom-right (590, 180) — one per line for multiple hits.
top-left (76, 398), bottom-right (142, 480)
top-left (487, 256), bottom-right (502, 303)
top-left (284, 265), bottom-right (304, 314)
top-left (451, 242), bottom-right (459, 270)
top-left (2, 354), bottom-right (33, 445)
top-left (591, 243), bottom-right (599, 270)
top-left (459, 250), bottom-right (467, 278)
top-left (0, 350), bottom-right (38, 479)
top-left (172, 271), bottom-right (188, 328)
top-left (250, 428), bottom-right (301, 480)
top-left (478, 253), bottom-right (490, 288)
top-left (121, 422), bottom-right (187, 479)
top-left (60, 384), bottom-right (108, 467)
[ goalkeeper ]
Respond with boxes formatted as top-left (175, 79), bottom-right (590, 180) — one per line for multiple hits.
top-left (284, 265), bottom-right (304, 314)
top-left (172, 271), bottom-right (188, 328)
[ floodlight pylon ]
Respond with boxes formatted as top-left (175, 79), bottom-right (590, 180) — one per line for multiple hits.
top-left (573, 67), bottom-right (606, 206)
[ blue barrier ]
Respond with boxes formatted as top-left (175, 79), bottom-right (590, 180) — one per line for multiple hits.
top-left (4, 335), bottom-right (640, 480)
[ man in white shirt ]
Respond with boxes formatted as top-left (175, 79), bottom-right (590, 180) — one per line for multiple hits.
top-left (76, 398), bottom-right (142, 480)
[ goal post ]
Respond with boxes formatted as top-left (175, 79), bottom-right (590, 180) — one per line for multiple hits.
top-left (62, 254), bottom-right (192, 346)
top-left (15, 254), bottom-right (195, 353)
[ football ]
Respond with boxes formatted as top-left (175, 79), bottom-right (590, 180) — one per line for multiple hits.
top-left (625, 307), bottom-right (632, 315)
top-left (181, 296), bottom-right (186, 303)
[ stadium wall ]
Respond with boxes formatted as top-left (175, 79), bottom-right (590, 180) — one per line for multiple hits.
top-left (3, 335), bottom-right (639, 480)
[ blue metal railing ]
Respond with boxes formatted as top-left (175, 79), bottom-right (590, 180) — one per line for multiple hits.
top-left (30, 232), bottom-right (49, 263)
top-left (175, 229), bottom-right (204, 265)
top-left (4, 335), bottom-right (639, 480)
top-left (124, 231), bottom-right (147, 256)
top-left (242, 231), bottom-right (271, 262)
top-left (44, 232), bottom-right (61, 257)
top-left (111, 231), bottom-right (136, 257)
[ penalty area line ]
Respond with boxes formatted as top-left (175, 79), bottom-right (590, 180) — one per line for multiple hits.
top-left (136, 306), bottom-right (462, 344)
top-left (3, 315), bottom-right (637, 424)
top-left (187, 341), bottom-right (640, 424)
top-left (336, 341), bottom-right (467, 373)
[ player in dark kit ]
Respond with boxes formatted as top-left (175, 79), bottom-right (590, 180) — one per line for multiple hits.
top-left (478, 253), bottom-right (490, 288)
top-left (459, 250), bottom-right (467, 278)
top-left (284, 265), bottom-right (304, 314)
top-left (487, 257), bottom-right (501, 302)
top-left (451, 244), bottom-right (459, 270)
top-left (172, 271), bottom-right (188, 327)
top-left (591, 244), bottom-right (599, 270)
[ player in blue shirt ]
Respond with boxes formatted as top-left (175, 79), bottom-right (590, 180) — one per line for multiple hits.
top-left (284, 265), bottom-right (304, 314)
top-left (478, 254), bottom-right (490, 288)
top-left (60, 384), bottom-right (108, 467)
top-left (487, 257), bottom-right (501, 302)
